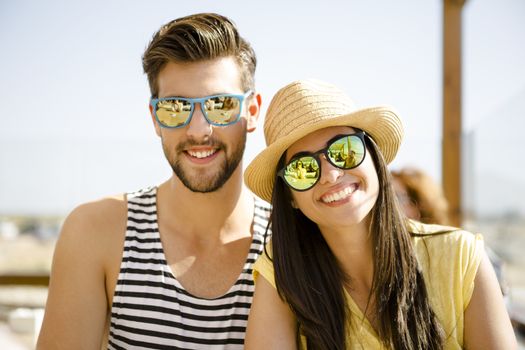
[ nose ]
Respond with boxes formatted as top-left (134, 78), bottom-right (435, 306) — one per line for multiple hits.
top-left (186, 103), bottom-right (212, 140)
top-left (318, 155), bottom-right (343, 185)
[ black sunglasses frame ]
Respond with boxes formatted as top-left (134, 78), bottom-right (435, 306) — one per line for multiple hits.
top-left (277, 131), bottom-right (367, 191)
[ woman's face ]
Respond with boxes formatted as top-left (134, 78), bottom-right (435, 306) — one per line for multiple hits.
top-left (285, 126), bottom-right (380, 230)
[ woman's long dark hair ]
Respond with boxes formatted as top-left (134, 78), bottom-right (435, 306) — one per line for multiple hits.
top-left (266, 134), bottom-right (445, 349)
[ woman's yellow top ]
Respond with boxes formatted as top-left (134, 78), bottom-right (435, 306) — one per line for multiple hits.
top-left (253, 221), bottom-right (484, 349)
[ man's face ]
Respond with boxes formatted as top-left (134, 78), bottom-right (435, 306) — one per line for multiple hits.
top-left (152, 57), bottom-right (257, 193)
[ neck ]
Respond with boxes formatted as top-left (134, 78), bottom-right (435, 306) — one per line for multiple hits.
top-left (318, 216), bottom-right (374, 290)
top-left (157, 164), bottom-right (254, 241)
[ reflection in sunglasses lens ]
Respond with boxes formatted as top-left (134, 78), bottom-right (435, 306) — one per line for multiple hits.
top-left (156, 99), bottom-right (191, 127)
top-left (205, 96), bottom-right (241, 125)
top-left (284, 156), bottom-right (319, 190)
top-left (328, 135), bottom-right (364, 169)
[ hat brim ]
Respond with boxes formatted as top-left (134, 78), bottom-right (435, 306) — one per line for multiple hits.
top-left (244, 106), bottom-right (403, 203)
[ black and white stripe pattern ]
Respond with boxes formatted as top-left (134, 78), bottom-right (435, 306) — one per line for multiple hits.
top-left (108, 187), bottom-right (270, 349)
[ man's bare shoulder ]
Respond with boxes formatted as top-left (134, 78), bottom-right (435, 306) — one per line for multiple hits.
top-left (58, 194), bottom-right (128, 252)
top-left (70, 194), bottom-right (126, 218)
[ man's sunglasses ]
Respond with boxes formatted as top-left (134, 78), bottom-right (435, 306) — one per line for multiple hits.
top-left (150, 91), bottom-right (253, 128)
top-left (277, 132), bottom-right (367, 191)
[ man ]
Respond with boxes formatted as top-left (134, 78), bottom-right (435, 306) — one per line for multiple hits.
top-left (37, 13), bottom-right (269, 349)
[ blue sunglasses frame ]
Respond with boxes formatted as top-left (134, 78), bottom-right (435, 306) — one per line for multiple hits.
top-left (150, 90), bottom-right (253, 129)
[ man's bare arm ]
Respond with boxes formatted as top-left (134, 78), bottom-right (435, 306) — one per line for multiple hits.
top-left (37, 197), bottom-right (126, 350)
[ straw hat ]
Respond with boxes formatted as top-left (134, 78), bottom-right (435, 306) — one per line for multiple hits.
top-left (244, 79), bottom-right (404, 203)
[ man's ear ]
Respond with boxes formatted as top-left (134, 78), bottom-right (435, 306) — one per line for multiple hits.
top-left (149, 104), bottom-right (161, 137)
top-left (246, 92), bottom-right (262, 133)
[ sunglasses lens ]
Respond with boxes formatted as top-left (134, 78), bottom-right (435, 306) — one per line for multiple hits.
top-left (327, 135), bottom-right (365, 169)
top-left (204, 95), bottom-right (242, 125)
top-left (155, 99), bottom-right (192, 127)
top-left (283, 156), bottom-right (320, 190)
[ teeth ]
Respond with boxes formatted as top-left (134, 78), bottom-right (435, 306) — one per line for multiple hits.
top-left (321, 185), bottom-right (356, 203)
top-left (187, 149), bottom-right (216, 159)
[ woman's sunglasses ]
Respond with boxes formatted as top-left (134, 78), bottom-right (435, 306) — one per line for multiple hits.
top-left (277, 132), bottom-right (367, 191)
top-left (150, 91), bottom-right (253, 128)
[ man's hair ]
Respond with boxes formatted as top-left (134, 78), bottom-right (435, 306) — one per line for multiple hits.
top-left (142, 13), bottom-right (257, 98)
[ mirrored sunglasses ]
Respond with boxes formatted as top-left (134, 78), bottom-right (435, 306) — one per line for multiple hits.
top-left (150, 91), bottom-right (253, 128)
top-left (278, 132), bottom-right (367, 191)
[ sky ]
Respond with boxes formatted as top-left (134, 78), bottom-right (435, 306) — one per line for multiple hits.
top-left (1, 0), bottom-right (524, 216)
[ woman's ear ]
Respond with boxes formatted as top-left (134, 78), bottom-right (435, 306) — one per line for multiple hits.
top-left (291, 199), bottom-right (298, 209)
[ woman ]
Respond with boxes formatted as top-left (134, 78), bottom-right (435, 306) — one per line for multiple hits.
top-left (244, 80), bottom-right (516, 349)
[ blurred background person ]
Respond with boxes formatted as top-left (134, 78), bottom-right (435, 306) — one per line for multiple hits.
top-left (391, 167), bottom-right (449, 225)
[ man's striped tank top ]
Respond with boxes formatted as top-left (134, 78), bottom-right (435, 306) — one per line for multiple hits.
top-left (107, 187), bottom-right (271, 349)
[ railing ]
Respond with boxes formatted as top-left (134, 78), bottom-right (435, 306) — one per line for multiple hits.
top-left (0, 274), bottom-right (49, 287)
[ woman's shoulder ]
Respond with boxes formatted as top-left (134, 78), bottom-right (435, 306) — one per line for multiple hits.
top-left (408, 219), bottom-right (457, 235)
top-left (408, 219), bottom-right (484, 263)
top-left (253, 241), bottom-right (277, 289)
top-left (408, 219), bottom-right (480, 242)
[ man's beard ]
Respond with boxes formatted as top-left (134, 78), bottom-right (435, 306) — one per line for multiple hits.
top-left (162, 132), bottom-right (247, 193)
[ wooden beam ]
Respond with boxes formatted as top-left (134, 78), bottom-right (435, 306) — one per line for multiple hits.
top-left (0, 274), bottom-right (49, 286)
top-left (443, 0), bottom-right (465, 227)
